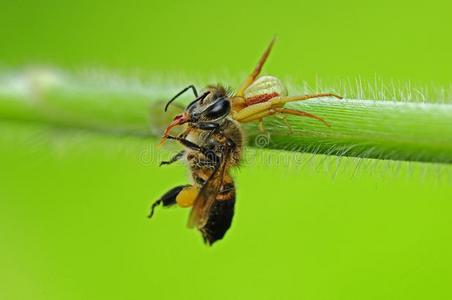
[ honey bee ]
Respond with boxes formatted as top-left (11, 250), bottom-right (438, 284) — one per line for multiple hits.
top-left (149, 38), bottom-right (342, 245)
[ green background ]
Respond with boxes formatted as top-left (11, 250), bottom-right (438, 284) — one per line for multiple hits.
top-left (1, 1), bottom-right (452, 299)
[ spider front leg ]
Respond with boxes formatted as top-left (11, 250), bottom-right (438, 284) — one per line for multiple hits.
top-left (275, 114), bottom-right (293, 133)
top-left (233, 93), bottom-right (342, 126)
top-left (235, 37), bottom-right (276, 97)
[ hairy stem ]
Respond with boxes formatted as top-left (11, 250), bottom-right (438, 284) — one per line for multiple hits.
top-left (0, 69), bottom-right (451, 163)
top-left (245, 100), bottom-right (452, 163)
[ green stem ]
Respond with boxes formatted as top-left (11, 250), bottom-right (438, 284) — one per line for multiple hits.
top-left (245, 99), bottom-right (452, 163)
top-left (1, 69), bottom-right (451, 163)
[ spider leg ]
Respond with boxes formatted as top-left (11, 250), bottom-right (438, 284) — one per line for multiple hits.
top-left (235, 37), bottom-right (276, 97)
top-left (274, 107), bottom-right (330, 127)
top-left (275, 114), bottom-right (293, 133)
top-left (233, 93), bottom-right (341, 123)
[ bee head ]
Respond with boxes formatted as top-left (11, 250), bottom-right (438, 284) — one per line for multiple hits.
top-left (160, 85), bottom-right (231, 144)
top-left (187, 93), bottom-right (231, 123)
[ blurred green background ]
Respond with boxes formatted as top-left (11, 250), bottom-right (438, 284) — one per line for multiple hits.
top-left (1, 1), bottom-right (452, 299)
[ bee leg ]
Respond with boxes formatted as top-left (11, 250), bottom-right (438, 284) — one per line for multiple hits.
top-left (166, 135), bottom-right (220, 163)
top-left (159, 150), bottom-right (185, 167)
top-left (235, 37), bottom-right (276, 97)
top-left (192, 122), bottom-right (221, 140)
top-left (191, 122), bottom-right (219, 131)
top-left (167, 135), bottom-right (204, 152)
top-left (148, 185), bottom-right (191, 218)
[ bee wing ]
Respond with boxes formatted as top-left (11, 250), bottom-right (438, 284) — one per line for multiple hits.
top-left (187, 146), bottom-right (231, 229)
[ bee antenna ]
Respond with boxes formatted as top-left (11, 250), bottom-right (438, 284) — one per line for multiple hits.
top-left (184, 91), bottom-right (212, 110)
top-left (198, 91), bottom-right (211, 104)
top-left (164, 85), bottom-right (199, 112)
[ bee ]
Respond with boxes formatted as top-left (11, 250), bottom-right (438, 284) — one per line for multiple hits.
top-left (149, 38), bottom-right (342, 245)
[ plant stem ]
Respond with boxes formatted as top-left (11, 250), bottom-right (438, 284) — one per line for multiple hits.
top-left (245, 99), bottom-right (452, 163)
top-left (1, 69), bottom-right (451, 163)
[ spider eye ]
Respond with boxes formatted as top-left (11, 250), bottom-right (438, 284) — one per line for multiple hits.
top-left (202, 98), bottom-right (230, 120)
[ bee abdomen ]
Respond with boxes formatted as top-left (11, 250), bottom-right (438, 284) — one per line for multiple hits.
top-left (217, 183), bottom-right (235, 200)
top-left (200, 192), bottom-right (236, 246)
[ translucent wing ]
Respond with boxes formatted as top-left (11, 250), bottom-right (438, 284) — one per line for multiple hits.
top-left (187, 146), bottom-right (231, 229)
